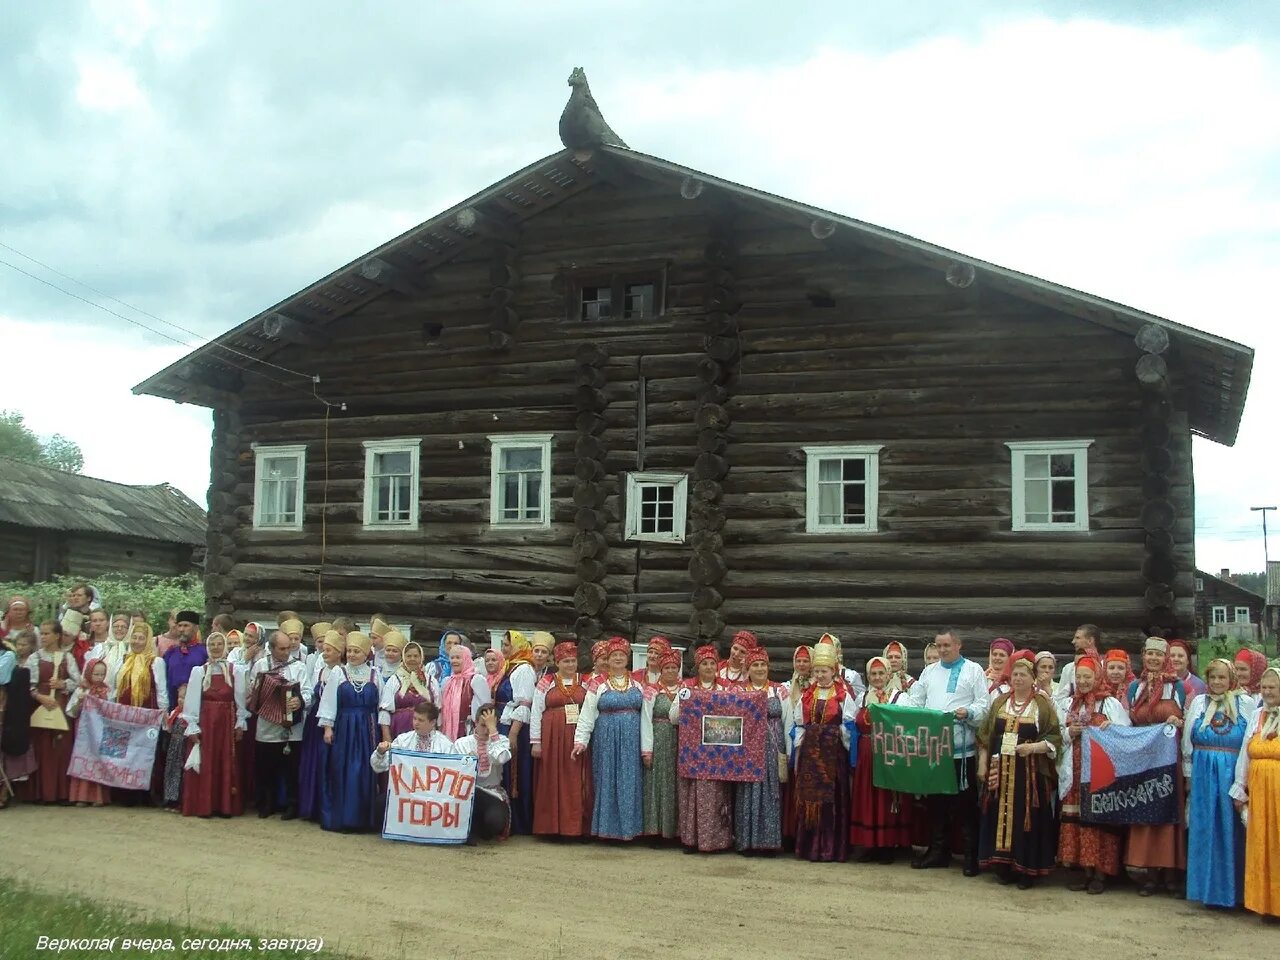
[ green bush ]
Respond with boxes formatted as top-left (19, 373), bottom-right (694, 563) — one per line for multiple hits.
top-left (0, 575), bottom-right (204, 636)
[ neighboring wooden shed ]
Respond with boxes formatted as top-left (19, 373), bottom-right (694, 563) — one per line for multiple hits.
top-left (0, 458), bottom-right (206, 582)
top-left (133, 76), bottom-right (1253, 665)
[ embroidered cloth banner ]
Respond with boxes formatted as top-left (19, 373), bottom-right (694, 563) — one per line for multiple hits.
top-left (1081, 723), bottom-right (1179, 825)
top-left (67, 695), bottom-right (165, 789)
top-left (868, 702), bottom-right (958, 795)
top-left (677, 689), bottom-right (766, 782)
top-left (382, 749), bottom-right (477, 844)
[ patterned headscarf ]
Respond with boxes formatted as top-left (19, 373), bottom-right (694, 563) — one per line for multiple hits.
top-left (440, 650), bottom-right (478, 741)
top-left (789, 645), bottom-right (812, 706)
top-left (1200, 658), bottom-right (1242, 725)
top-left (1235, 648), bottom-right (1267, 695)
top-left (397, 642), bottom-right (434, 701)
top-left (433, 628), bottom-right (466, 682)
top-left (1258, 667), bottom-right (1280, 740)
top-left (503, 630), bottom-right (535, 677)
top-left (117, 622), bottom-right (157, 706)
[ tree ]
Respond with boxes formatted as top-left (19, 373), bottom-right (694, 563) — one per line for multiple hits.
top-left (1234, 571), bottom-right (1266, 596)
top-left (0, 409), bottom-right (84, 473)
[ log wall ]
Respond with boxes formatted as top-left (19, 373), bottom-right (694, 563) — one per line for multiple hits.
top-left (209, 176), bottom-right (1196, 672)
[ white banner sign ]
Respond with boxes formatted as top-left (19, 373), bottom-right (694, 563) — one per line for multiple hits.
top-left (381, 749), bottom-right (477, 845)
top-left (67, 695), bottom-right (165, 789)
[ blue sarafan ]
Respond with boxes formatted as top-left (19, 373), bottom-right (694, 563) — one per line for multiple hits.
top-left (1080, 723), bottom-right (1179, 825)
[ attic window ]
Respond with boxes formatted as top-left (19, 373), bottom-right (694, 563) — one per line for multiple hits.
top-left (570, 266), bottom-right (666, 323)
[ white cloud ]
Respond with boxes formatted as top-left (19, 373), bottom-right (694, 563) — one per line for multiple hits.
top-left (73, 53), bottom-right (146, 112)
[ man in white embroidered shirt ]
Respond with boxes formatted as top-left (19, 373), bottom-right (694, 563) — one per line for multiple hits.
top-left (905, 627), bottom-right (989, 876)
top-left (249, 631), bottom-right (312, 820)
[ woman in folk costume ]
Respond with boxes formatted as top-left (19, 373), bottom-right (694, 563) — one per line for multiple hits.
top-left (633, 635), bottom-right (672, 686)
top-left (439, 643), bottom-right (491, 740)
top-left (674, 644), bottom-right (736, 853)
top-left (1167, 640), bottom-right (1206, 702)
top-left (1234, 648), bottom-right (1267, 702)
top-left (66, 658), bottom-right (112, 807)
top-left (791, 637), bottom-right (857, 862)
top-left (976, 649), bottom-right (1062, 888)
top-left (1055, 654), bottom-right (1129, 894)
top-left (0, 596), bottom-right (34, 644)
top-left (734, 646), bottom-right (786, 854)
top-left (422, 626), bottom-right (463, 688)
top-left (180, 632), bottom-right (247, 818)
top-left (531, 640), bottom-right (592, 838)
top-left (114, 621), bottom-right (167, 805)
top-left (585, 640), bottom-right (608, 683)
top-left (882, 641), bottom-right (913, 694)
top-left (985, 638), bottom-right (1015, 701)
top-left (1231, 666), bottom-right (1280, 920)
top-left (781, 645), bottom-right (812, 845)
top-left (318, 632), bottom-right (381, 832)
top-left (1125, 637), bottom-right (1187, 896)
top-left (529, 631), bottom-right (556, 685)
top-left (496, 629), bottom-right (538, 834)
top-left (572, 636), bottom-right (651, 841)
top-left (27, 621), bottom-right (80, 803)
top-left (849, 656), bottom-right (913, 863)
top-left (718, 630), bottom-right (755, 686)
top-left (1183, 657), bottom-right (1256, 909)
top-left (298, 630), bottom-right (345, 821)
top-left (304, 621), bottom-right (332, 677)
top-left (1034, 651), bottom-right (1058, 700)
top-left (1, 631), bottom-right (38, 808)
top-left (380, 639), bottom-right (438, 742)
top-left (642, 648), bottom-right (681, 840)
top-left (1102, 649), bottom-right (1135, 710)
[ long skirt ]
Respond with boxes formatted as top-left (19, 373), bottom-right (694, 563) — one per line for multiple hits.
top-left (239, 715), bottom-right (258, 805)
top-left (1186, 718), bottom-right (1247, 907)
top-left (31, 727), bottom-right (73, 803)
top-left (68, 775), bottom-right (109, 805)
top-left (181, 687), bottom-right (243, 818)
top-left (793, 725), bottom-right (850, 863)
top-left (320, 680), bottom-right (381, 831)
top-left (848, 745), bottom-right (912, 849)
top-left (1243, 733), bottom-right (1280, 917)
top-left (643, 716), bottom-right (678, 839)
top-left (163, 719), bottom-right (188, 805)
top-left (1058, 745), bottom-right (1121, 875)
top-left (588, 690), bottom-right (644, 840)
top-left (532, 703), bottom-right (592, 838)
top-left (735, 713), bottom-right (783, 851)
top-left (978, 755), bottom-right (1059, 876)
top-left (297, 687), bottom-right (327, 821)
top-left (679, 778), bottom-right (733, 852)
top-left (500, 719), bottom-right (534, 835)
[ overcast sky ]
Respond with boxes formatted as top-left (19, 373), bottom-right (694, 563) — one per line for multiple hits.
top-left (1, 2), bottom-right (1276, 573)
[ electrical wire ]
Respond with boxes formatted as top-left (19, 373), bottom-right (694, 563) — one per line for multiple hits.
top-left (0, 238), bottom-right (314, 382)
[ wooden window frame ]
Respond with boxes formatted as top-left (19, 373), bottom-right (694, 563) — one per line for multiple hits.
top-left (1234, 606), bottom-right (1250, 624)
top-left (1211, 606), bottom-right (1228, 625)
top-left (566, 262), bottom-right (668, 324)
top-left (624, 471), bottom-right (688, 544)
top-left (1006, 439), bottom-right (1094, 533)
top-left (362, 438), bottom-right (421, 530)
top-left (488, 433), bottom-right (553, 528)
top-left (803, 444), bottom-right (883, 534)
top-left (1195, 578), bottom-right (1204, 592)
top-left (252, 443), bottom-right (306, 532)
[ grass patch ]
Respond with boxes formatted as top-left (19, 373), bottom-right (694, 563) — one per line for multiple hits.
top-left (0, 879), bottom-right (361, 959)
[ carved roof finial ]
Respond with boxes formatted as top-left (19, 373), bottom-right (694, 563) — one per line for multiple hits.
top-left (559, 67), bottom-right (627, 153)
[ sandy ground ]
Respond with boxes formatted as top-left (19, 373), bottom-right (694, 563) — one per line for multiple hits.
top-left (0, 805), bottom-right (1272, 960)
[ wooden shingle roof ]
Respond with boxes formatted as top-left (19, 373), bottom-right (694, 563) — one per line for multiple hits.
top-left (0, 458), bottom-right (206, 545)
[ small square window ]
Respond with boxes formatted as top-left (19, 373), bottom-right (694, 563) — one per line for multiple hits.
top-left (1234, 606), bottom-right (1250, 624)
top-left (1212, 606), bottom-right (1228, 625)
top-left (571, 267), bottom-right (666, 323)
top-left (580, 285), bottom-right (612, 322)
top-left (489, 433), bottom-right (553, 527)
top-left (804, 445), bottom-right (882, 534)
top-left (624, 282), bottom-right (655, 319)
top-left (1007, 440), bottom-right (1093, 532)
top-left (1195, 578), bottom-right (1204, 592)
top-left (252, 444), bottom-right (306, 531)
top-left (625, 472), bottom-right (688, 543)
top-left (363, 439), bottom-right (420, 529)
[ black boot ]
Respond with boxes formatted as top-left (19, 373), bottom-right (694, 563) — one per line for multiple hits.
top-left (280, 805), bottom-right (298, 822)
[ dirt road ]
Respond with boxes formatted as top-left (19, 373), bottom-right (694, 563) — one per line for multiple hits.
top-left (0, 806), bottom-right (1270, 959)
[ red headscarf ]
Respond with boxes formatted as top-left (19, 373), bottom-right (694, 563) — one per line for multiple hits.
top-left (590, 641), bottom-right (608, 664)
top-left (552, 641), bottom-right (578, 663)
top-left (82, 658), bottom-right (111, 699)
top-left (605, 636), bottom-right (631, 659)
top-left (486, 649), bottom-right (506, 696)
top-left (1134, 642), bottom-right (1179, 711)
top-left (1069, 655), bottom-right (1106, 712)
top-left (1102, 649), bottom-right (1136, 698)
top-left (1, 595), bottom-right (32, 639)
top-left (987, 638), bottom-right (1015, 690)
top-left (1235, 648), bottom-right (1267, 694)
top-left (732, 630), bottom-right (759, 652)
top-left (1167, 639), bottom-right (1196, 679)
top-left (658, 649), bottom-right (681, 671)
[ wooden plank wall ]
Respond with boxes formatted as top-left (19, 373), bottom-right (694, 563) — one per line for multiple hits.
top-left (0, 523), bottom-right (36, 583)
top-left (211, 176), bottom-right (1195, 672)
top-left (65, 534), bottom-right (194, 580)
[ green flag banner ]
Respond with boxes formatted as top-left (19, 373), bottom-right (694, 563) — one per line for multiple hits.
top-left (868, 702), bottom-right (958, 796)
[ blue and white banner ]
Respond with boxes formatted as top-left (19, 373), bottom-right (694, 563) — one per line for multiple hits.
top-left (1080, 723), bottom-right (1180, 825)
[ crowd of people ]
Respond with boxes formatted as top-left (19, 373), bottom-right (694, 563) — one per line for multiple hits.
top-left (1, 589), bottom-right (1277, 924)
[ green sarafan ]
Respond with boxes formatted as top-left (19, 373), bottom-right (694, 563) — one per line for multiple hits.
top-left (0, 879), bottom-right (361, 960)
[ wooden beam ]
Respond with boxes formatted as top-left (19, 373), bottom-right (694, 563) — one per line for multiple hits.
top-left (680, 177), bottom-right (705, 200)
top-left (357, 257), bottom-right (431, 296)
top-left (455, 207), bottom-right (519, 243)
top-left (261, 312), bottom-right (333, 347)
top-left (174, 381), bottom-right (241, 410)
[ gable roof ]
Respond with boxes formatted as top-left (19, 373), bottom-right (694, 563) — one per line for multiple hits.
top-left (1195, 568), bottom-right (1266, 604)
top-left (0, 458), bottom-right (206, 545)
top-left (134, 145), bottom-right (1253, 445)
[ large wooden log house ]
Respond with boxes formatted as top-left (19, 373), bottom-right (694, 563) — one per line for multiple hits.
top-left (135, 71), bottom-right (1253, 667)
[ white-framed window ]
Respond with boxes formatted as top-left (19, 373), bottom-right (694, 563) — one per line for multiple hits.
top-left (624, 472), bottom-right (688, 543)
top-left (362, 439), bottom-right (420, 529)
top-left (488, 433), bottom-right (552, 527)
top-left (803, 444), bottom-right (883, 534)
top-left (1006, 440), bottom-right (1094, 533)
top-left (1234, 606), bottom-right (1250, 624)
top-left (252, 443), bottom-right (306, 531)
top-left (1212, 606), bottom-right (1228, 625)
top-left (1195, 578), bottom-right (1205, 592)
